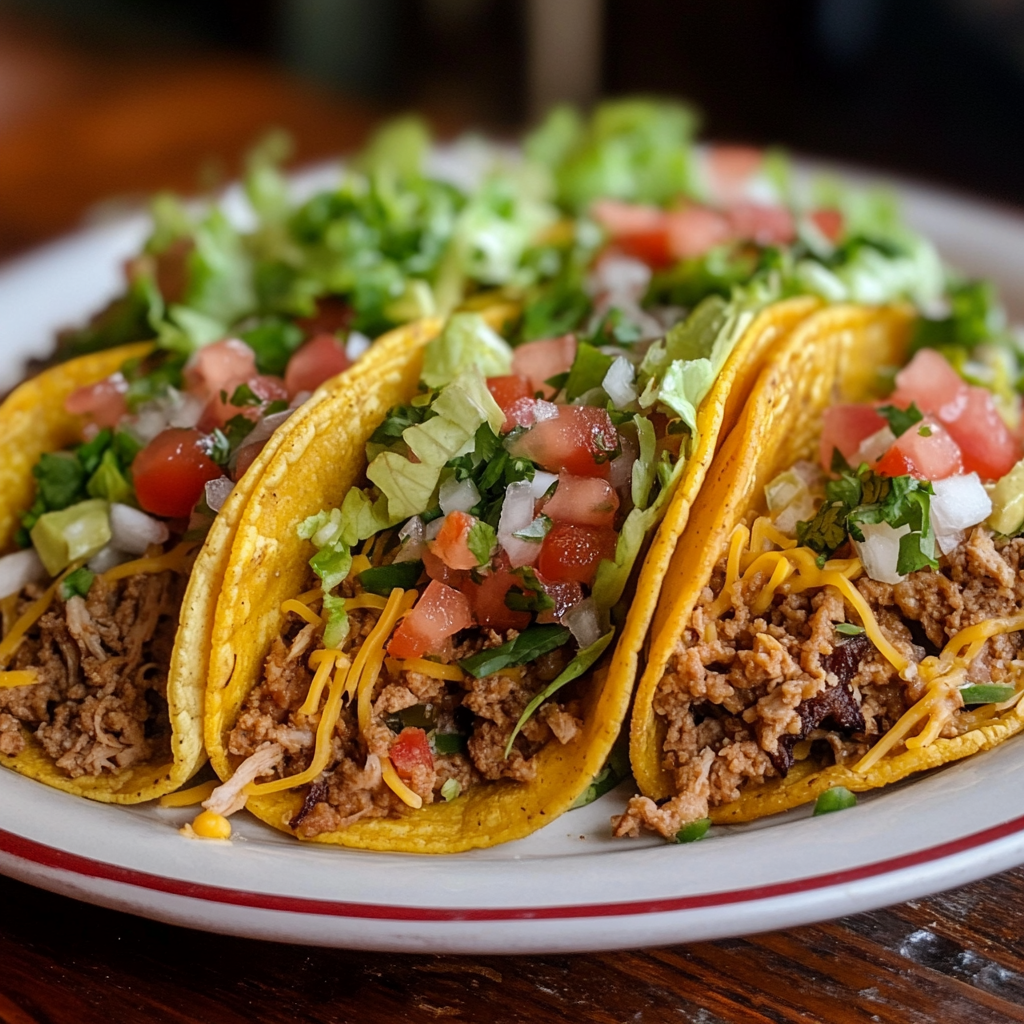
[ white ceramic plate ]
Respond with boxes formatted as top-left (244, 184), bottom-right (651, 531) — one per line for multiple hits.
top-left (2, 166), bottom-right (1024, 954)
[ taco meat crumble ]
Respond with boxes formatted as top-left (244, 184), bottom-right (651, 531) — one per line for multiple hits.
top-left (614, 527), bottom-right (1024, 838)
top-left (226, 589), bottom-right (584, 838)
top-left (0, 571), bottom-right (183, 777)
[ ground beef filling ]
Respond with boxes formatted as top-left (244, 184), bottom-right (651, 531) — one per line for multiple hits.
top-left (614, 527), bottom-right (1024, 838)
top-left (0, 571), bottom-right (184, 777)
top-left (227, 598), bottom-right (585, 838)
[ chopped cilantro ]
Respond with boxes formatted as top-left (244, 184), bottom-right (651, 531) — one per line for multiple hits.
top-left (459, 624), bottom-right (570, 679)
top-left (564, 342), bottom-right (613, 401)
top-left (877, 402), bottom-right (923, 437)
top-left (466, 519), bottom-right (497, 566)
top-left (358, 560), bottom-right (423, 595)
top-left (835, 622), bottom-right (866, 636)
top-left (513, 515), bottom-right (552, 542)
top-left (229, 382), bottom-right (263, 407)
top-left (60, 567), bottom-right (95, 601)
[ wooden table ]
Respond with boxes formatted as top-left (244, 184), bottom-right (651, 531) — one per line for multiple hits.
top-left (1, 40), bottom-right (1023, 1024)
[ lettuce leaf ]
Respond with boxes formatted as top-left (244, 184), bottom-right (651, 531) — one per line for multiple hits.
top-left (421, 313), bottom-right (513, 389)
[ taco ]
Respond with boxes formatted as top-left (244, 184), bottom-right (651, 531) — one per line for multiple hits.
top-left (199, 273), bottom-right (822, 852)
top-left (0, 316), bottom-right (445, 803)
top-left (620, 292), bottom-right (1024, 840)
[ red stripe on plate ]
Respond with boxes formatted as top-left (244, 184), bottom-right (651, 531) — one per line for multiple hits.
top-left (1, 816), bottom-right (1023, 922)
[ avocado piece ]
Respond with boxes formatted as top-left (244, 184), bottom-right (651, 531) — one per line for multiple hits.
top-left (30, 499), bottom-right (111, 577)
top-left (987, 459), bottom-right (1024, 536)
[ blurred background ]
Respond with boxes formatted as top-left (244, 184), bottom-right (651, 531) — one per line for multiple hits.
top-left (2, 0), bottom-right (1024, 260)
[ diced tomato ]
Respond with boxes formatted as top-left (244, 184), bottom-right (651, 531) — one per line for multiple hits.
top-left (890, 348), bottom-right (1019, 480)
top-left (542, 474), bottom-right (619, 528)
top-left (506, 406), bottom-right (619, 478)
top-left (294, 296), bottom-right (353, 338)
top-left (537, 524), bottom-right (617, 586)
top-left (184, 338), bottom-right (257, 400)
top-left (511, 336), bottom-right (577, 398)
top-left (284, 334), bottom-right (351, 398)
top-left (810, 208), bottom-right (844, 244)
top-left (464, 569), bottom-right (530, 631)
top-left (590, 200), bottom-right (673, 267)
top-left (665, 205), bottom-right (732, 259)
top-left (726, 203), bottom-right (796, 247)
top-left (876, 418), bottom-right (963, 481)
top-left (819, 404), bottom-right (888, 469)
top-left (890, 348), bottom-right (967, 420)
top-left (429, 511), bottom-right (483, 571)
top-left (387, 581), bottom-right (472, 659)
top-left (388, 727), bottom-right (433, 778)
top-left (132, 428), bottom-right (224, 518)
top-left (944, 385), bottom-right (1021, 481)
top-left (487, 375), bottom-right (534, 432)
top-left (197, 374), bottom-right (289, 432)
top-left (501, 397), bottom-right (559, 434)
top-left (421, 548), bottom-right (467, 587)
top-left (707, 145), bottom-right (764, 202)
top-left (534, 572), bottom-right (584, 624)
top-left (65, 373), bottom-right (129, 428)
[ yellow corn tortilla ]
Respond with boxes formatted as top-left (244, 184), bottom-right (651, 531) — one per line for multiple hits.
top-left (0, 329), bottom-right (431, 803)
top-left (205, 297), bottom-right (819, 852)
top-left (629, 302), bottom-right (1017, 822)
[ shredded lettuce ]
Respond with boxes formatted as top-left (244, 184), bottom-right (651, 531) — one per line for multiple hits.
top-left (421, 313), bottom-right (512, 389)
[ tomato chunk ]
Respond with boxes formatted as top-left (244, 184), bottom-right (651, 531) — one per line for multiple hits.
top-left (537, 523), bottom-right (617, 586)
top-left (665, 205), bottom-right (731, 259)
top-left (294, 296), bottom-right (353, 337)
top-left (506, 406), bottom-right (619, 478)
top-left (184, 338), bottom-right (257, 400)
top-left (511, 336), bottom-right (577, 398)
top-left (464, 569), bottom-right (530, 631)
top-left (819, 404), bottom-right (888, 469)
top-left (387, 581), bottom-right (472, 659)
top-left (533, 572), bottom-right (584, 624)
top-left (707, 145), bottom-right (764, 202)
top-left (810, 208), bottom-right (844, 243)
top-left (429, 511), bottom-right (483, 571)
top-left (421, 548), bottom-right (467, 587)
top-left (132, 428), bottom-right (224, 518)
top-left (591, 200), bottom-right (673, 267)
top-left (197, 374), bottom-right (289, 432)
top-left (487, 375), bottom-right (534, 432)
top-left (65, 373), bottom-right (129, 428)
top-left (890, 348), bottom-right (967, 420)
top-left (876, 418), bottom-right (963, 481)
top-left (389, 727), bottom-right (433, 778)
top-left (284, 334), bottom-right (351, 398)
top-left (542, 474), bottom-right (619, 528)
top-left (726, 203), bottom-right (795, 247)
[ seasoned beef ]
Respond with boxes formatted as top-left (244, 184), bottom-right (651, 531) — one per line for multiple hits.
top-left (0, 571), bottom-right (184, 778)
top-left (616, 526), bottom-right (1024, 839)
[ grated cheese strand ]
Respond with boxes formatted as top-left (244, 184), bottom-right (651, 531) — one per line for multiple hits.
top-left (281, 599), bottom-right (321, 626)
top-left (101, 540), bottom-right (198, 582)
top-left (0, 670), bottom-right (39, 688)
top-left (159, 780), bottom-right (219, 807)
top-left (299, 649), bottom-right (340, 717)
top-left (708, 524), bottom-right (750, 618)
top-left (0, 577), bottom-right (61, 668)
top-left (245, 657), bottom-right (352, 796)
top-left (345, 593), bottom-right (390, 611)
top-left (355, 589), bottom-right (412, 734)
top-left (388, 657), bottom-right (465, 682)
top-left (380, 756), bottom-right (423, 810)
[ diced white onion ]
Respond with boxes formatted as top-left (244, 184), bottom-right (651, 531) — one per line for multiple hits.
top-left (773, 496), bottom-right (818, 537)
top-left (497, 480), bottom-right (539, 567)
top-left (439, 476), bottom-right (481, 515)
top-left (243, 409), bottom-right (294, 450)
top-left (609, 432), bottom-right (639, 493)
top-left (425, 517), bottom-right (445, 542)
top-left (0, 549), bottom-right (46, 600)
top-left (935, 528), bottom-right (965, 557)
top-left (855, 427), bottom-right (896, 466)
top-left (166, 392), bottom-right (205, 430)
top-left (204, 477), bottom-right (235, 514)
top-left (289, 390), bottom-right (312, 409)
top-left (394, 516), bottom-right (426, 562)
top-left (603, 357), bottom-right (638, 408)
top-left (533, 400), bottom-right (559, 423)
top-left (346, 331), bottom-right (372, 361)
top-left (109, 503), bottom-right (170, 554)
top-left (87, 545), bottom-right (133, 573)
top-left (531, 471), bottom-right (559, 500)
top-left (931, 473), bottom-right (992, 534)
top-left (588, 255), bottom-right (651, 304)
top-left (131, 406), bottom-right (169, 444)
top-left (563, 598), bottom-right (602, 649)
top-left (853, 522), bottom-right (910, 585)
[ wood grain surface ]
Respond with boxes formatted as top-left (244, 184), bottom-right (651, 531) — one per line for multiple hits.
top-left (0, 868), bottom-right (1023, 1023)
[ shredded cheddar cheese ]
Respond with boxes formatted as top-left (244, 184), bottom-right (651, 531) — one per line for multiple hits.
top-left (101, 540), bottom-right (198, 582)
top-left (387, 657), bottom-right (465, 682)
top-left (281, 599), bottom-right (321, 626)
top-left (245, 655), bottom-right (352, 797)
top-left (159, 780), bottom-right (219, 807)
top-left (299, 649), bottom-right (341, 716)
top-left (380, 756), bottom-right (423, 810)
top-left (0, 670), bottom-right (39, 688)
top-left (345, 593), bottom-right (389, 611)
top-left (0, 576), bottom-right (61, 668)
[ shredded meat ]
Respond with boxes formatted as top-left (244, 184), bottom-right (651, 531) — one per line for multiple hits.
top-left (618, 526), bottom-right (1024, 839)
top-left (0, 571), bottom-right (184, 778)
top-left (227, 594), bottom-right (587, 837)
